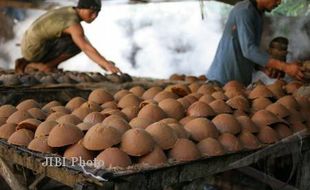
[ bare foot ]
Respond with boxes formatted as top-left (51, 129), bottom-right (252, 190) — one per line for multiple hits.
top-left (24, 65), bottom-right (39, 73)
top-left (15, 58), bottom-right (30, 74)
top-left (25, 63), bottom-right (57, 73)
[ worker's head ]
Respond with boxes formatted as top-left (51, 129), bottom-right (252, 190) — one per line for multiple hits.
top-left (257, 0), bottom-right (282, 12)
top-left (269, 36), bottom-right (289, 61)
top-left (269, 37), bottom-right (288, 48)
top-left (77, 0), bottom-right (102, 23)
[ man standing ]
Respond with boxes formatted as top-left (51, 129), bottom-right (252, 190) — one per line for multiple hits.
top-left (206, 0), bottom-right (304, 86)
top-left (15, 0), bottom-right (121, 74)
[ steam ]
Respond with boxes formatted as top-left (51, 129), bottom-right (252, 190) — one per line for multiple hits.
top-left (0, 10), bottom-right (44, 69)
top-left (0, 1), bottom-right (228, 79)
top-left (253, 14), bottom-right (310, 84)
top-left (271, 15), bottom-right (310, 61)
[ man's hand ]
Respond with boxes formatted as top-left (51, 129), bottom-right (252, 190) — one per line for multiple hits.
top-left (103, 61), bottom-right (121, 74)
top-left (283, 62), bottom-right (305, 81)
top-left (270, 68), bottom-right (285, 78)
top-left (261, 67), bottom-right (285, 79)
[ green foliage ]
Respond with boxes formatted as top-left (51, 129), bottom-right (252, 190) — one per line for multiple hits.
top-left (273, 0), bottom-right (310, 16)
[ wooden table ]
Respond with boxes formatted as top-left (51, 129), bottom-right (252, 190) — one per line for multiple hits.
top-left (0, 129), bottom-right (309, 190)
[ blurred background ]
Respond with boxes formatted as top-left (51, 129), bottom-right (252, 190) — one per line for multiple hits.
top-left (0, 0), bottom-right (309, 79)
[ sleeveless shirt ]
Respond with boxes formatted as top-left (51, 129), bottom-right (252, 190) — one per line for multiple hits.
top-left (21, 7), bottom-right (80, 61)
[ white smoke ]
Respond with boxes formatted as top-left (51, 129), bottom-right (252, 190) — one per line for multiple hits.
top-left (0, 1), bottom-right (229, 79)
top-left (270, 15), bottom-right (310, 61)
top-left (0, 10), bottom-right (45, 69)
top-left (253, 14), bottom-right (310, 85)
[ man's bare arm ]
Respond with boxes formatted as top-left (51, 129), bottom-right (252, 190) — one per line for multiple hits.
top-left (64, 23), bottom-right (121, 73)
top-left (266, 58), bottom-right (304, 81)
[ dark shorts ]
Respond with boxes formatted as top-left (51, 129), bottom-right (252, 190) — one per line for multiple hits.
top-left (39, 35), bottom-right (81, 62)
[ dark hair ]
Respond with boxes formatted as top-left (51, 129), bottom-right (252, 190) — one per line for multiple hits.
top-left (269, 37), bottom-right (289, 46)
top-left (77, 0), bottom-right (102, 11)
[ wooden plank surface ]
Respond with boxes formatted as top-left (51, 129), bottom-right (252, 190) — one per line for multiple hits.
top-left (0, 140), bottom-right (110, 188)
top-left (0, 87), bottom-right (91, 105)
top-left (0, 78), bottom-right (179, 105)
top-left (109, 130), bottom-right (310, 189)
top-left (0, 127), bottom-right (308, 189)
top-left (229, 129), bottom-right (310, 169)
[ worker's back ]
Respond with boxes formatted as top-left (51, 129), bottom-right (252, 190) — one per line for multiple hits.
top-left (206, 0), bottom-right (268, 86)
top-left (21, 6), bottom-right (80, 61)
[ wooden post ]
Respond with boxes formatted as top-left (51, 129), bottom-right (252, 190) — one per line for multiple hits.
top-left (29, 173), bottom-right (45, 190)
top-left (237, 167), bottom-right (298, 190)
top-left (297, 150), bottom-right (310, 190)
top-left (0, 157), bottom-right (27, 190)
